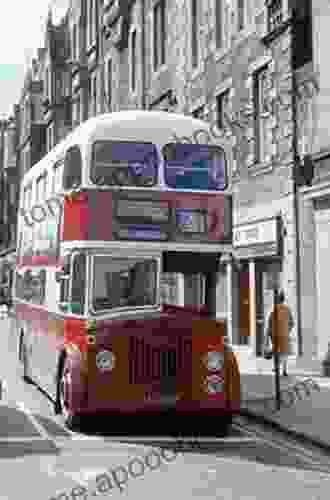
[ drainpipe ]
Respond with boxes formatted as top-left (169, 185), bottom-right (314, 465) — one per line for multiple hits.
top-left (0, 121), bottom-right (6, 252)
top-left (291, 44), bottom-right (303, 357)
top-left (141, 0), bottom-right (146, 110)
top-left (98, 0), bottom-right (106, 114)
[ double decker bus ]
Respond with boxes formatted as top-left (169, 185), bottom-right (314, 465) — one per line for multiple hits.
top-left (13, 111), bottom-right (240, 433)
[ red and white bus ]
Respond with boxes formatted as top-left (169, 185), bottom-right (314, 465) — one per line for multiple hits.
top-left (13, 111), bottom-right (240, 433)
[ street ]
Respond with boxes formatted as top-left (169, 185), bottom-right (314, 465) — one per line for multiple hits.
top-left (0, 315), bottom-right (328, 499)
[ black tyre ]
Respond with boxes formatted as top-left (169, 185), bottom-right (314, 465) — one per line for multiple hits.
top-left (216, 416), bottom-right (232, 437)
top-left (55, 352), bottom-right (81, 430)
top-left (19, 333), bottom-right (33, 384)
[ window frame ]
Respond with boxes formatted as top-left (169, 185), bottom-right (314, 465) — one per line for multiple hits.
top-left (107, 59), bottom-right (112, 111)
top-left (215, 0), bottom-right (223, 49)
top-left (216, 89), bottom-right (230, 130)
top-left (237, 0), bottom-right (245, 32)
top-left (72, 24), bottom-right (77, 61)
top-left (153, 0), bottom-right (166, 72)
top-left (70, 252), bottom-right (87, 316)
top-left (162, 142), bottom-right (228, 191)
top-left (90, 140), bottom-right (159, 187)
top-left (191, 0), bottom-right (198, 69)
top-left (89, 254), bottom-right (160, 315)
top-left (267, 0), bottom-right (283, 33)
top-left (130, 28), bottom-right (137, 93)
top-left (253, 65), bottom-right (269, 165)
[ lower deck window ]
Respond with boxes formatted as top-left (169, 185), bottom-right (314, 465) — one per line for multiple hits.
top-left (92, 256), bottom-right (158, 312)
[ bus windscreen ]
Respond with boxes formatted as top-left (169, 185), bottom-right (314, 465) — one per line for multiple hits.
top-left (91, 141), bottom-right (158, 187)
top-left (162, 143), bottom-right (227, 191)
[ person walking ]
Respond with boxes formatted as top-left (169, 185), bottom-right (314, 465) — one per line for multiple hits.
top-left (266, 290), bottom-right (295, 376)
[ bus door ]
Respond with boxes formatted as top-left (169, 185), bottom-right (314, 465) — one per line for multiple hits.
top-left (39, 252), bottom-right (87, 397)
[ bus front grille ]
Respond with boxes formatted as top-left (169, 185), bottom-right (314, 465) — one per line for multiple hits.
top-left (129, 336), bottom-right (192, 385)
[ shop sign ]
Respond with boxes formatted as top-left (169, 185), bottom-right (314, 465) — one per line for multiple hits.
top-left (233, 218), bottom-right (278, 248)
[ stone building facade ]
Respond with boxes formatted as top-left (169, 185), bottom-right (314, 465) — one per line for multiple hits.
top-left (294, 0), bottom-right (330, 371)
top-left (0, 0), bottom-right (318, 367)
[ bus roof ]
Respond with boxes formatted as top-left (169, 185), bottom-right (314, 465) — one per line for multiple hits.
top-left (21, 111), bottom-right (218, 187)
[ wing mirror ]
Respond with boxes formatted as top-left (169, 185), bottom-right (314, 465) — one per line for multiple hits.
top-left (55, 271), bottom-right (70, 283)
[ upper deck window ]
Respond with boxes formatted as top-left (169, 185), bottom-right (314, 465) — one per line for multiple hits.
top-left (63, 146), bottom-right (82, 190)
top-left (162, 143), bottom-right (227, 191)
top-left (91, 256), bottom-right (158, 313)
top-left (91, 141), bottom-right (158, 187)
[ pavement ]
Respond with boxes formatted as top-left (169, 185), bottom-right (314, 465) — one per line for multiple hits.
top-left (240, 355), bottom-right (330, 451)
top-left (0, 308), bottom-right (330, 453)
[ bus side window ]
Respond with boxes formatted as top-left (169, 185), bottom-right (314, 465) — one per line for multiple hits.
top-left (63, 146), bottom-right (82, 190)
top-left (71, 253), bottom-right (86, 315)
top-left (16, 269), bottom-right (46, 304)
top-left (58, 259), bottom-right (71, 310)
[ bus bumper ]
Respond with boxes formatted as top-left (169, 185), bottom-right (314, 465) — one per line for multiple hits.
top-left (72, 395), bottom-right (240, 417)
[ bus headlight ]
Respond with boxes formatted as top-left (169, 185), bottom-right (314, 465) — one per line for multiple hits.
top-left (96, 350), bottom-right (116, 372)
top-left (206, 374), bottom-right (224, 394)
top-left (203, 351), bottom-right (224, 371)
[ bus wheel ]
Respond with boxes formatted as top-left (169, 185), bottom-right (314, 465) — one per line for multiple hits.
top-left (55, 355), bottom-right (81, 430)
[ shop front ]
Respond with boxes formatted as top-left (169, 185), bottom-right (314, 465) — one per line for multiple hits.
top-left (229, 216), bottom-right (283, 359)
top-left (301, 162), bottom-right (330, 363)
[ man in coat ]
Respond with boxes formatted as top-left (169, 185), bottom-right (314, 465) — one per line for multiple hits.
top-left (266, 290), bottom-right (295, 376)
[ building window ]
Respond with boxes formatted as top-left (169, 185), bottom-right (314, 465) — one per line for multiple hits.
top-left (88, 0), bottom-right (96, 46)
top-left (30, 101), bottom-right (35, 122)
top-left (89, 0), bottom-right (93, 45)
top-left (75, 23), bottom-right (79, 60)
top-left (72, 25), bottom-right (76, 60)
top-left (47, 127), bottom-right (52, 152)
top-left (215, 0), bottom-right (223, 49)
top-left (192, 105), bottom-right (204, 120)
top-left (267, 0), bottom-right (282, 32)
top-left (292, 0), bottom-right (312, 70)
top-left (153, 0), bottom-right (166, 71)
top-left (130, 29), bottom-right (137, 92)
top-left (191, 0), bottom-right (198, 68)
top-left (253, 66), bottom-right (268, 164)
top-left (93, 76), bottom-right (97, 115)
top-left (76, 97), bottom-right (80, 125)
top-left (45, 68), bottom-right (49, 98)
top-left (237, 0), bottom-right (245, 31)
top-left (46, 68), bottom-right (52, 102)
top-left (107, 59), bottom-right (112, 111)
top-left (216, 90), bottom-right (230, 129)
